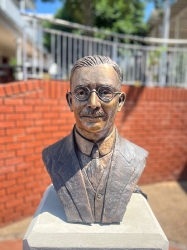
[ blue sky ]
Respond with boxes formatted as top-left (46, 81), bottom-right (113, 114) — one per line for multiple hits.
top-left (35, 0), bottom-right (62, 14)
top-left (144, 2), bottom-right (154, 22)
top-left (35, 0), bottom-right (154, 22)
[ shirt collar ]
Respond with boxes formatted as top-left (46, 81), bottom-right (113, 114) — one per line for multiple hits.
top-left (74, 127), bottom-right (116, 156)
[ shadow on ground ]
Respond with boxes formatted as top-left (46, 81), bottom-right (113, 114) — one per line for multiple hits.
top-left (140, 181), bottom-right (187, 246)
top-left (178, 163), bottom-right (187, 193)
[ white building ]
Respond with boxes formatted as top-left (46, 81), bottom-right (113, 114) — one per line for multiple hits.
top-left (0, 0), bottom-right (47, 82)
top-left (0, 0), bottom-right (37, 63)
top-left (148, 0), bottom-right (187, 40)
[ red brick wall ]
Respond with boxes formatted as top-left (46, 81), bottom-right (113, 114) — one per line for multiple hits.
top-left (0, 80), bottom-right (187, 226)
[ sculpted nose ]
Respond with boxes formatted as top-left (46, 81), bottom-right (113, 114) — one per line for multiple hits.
top-left (87, 91), bottom-right (101, 109)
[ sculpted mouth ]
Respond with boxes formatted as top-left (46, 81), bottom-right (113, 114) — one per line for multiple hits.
top-left (82, 115), bottom-right (105, 117)
top-left (81, 115), bottom-right (106, 119)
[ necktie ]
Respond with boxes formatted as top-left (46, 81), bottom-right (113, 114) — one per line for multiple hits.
top-left (87, 144), bottom-right (104, 190)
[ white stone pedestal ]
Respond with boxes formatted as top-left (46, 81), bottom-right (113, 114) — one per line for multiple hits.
top-left (23, 185), bottom-right (169, 250)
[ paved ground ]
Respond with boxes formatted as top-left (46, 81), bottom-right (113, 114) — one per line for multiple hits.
top-left (0, 181), bottom-right (186, 250)
top-left (140, 181), bottom-right (187, 250)
top-left (0, 217), bottom-right (32, 241)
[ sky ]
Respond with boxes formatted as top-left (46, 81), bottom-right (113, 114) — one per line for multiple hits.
top-left (144, 2), bottom-right (154, 22)
top-left (35, 0), bottom-right (62, 14)
top-left (34, 0), bottom-right (154, 22)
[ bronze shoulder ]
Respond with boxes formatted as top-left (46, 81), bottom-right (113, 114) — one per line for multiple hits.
top-left (42, 136), bottom-right (67, 173)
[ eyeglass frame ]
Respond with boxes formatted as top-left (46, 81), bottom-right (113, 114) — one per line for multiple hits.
top-left (69, 85), bottom-right (121, 103)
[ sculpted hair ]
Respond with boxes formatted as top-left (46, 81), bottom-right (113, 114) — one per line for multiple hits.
top-left (70, 55), bottom-right (122, 85)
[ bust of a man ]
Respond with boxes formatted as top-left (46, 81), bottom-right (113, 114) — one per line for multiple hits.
top-left (42, 55), bottom-right (148, 224)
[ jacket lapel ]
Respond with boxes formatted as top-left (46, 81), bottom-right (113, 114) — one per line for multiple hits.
top-left (58, 131), bottom-right (93, 223)
top-left (102, 132), bottom-right (135, 223)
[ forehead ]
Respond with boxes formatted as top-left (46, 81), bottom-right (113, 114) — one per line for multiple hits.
top-left (71, 64), bottom-right (120, 89)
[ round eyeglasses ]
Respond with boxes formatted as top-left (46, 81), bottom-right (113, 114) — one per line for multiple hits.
top-left (71, 86), bottom-right (121, 102)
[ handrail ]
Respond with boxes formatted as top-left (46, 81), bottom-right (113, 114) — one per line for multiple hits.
top-left (21, 12), bottom-right (187, 45)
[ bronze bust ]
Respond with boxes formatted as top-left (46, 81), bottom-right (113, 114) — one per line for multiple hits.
top-left (42, 55), bottom-right (148, 224)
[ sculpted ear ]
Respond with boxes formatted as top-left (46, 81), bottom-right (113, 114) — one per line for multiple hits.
top-left (117, 92), bottom-right (126, 112)
top-left (66, 92), bottom-right (73, 112)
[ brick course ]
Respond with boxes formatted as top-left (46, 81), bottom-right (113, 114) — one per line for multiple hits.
top-left (0, 80), bottom-right (187, 226)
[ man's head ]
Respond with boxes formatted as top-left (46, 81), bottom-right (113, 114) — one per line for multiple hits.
top-left (66, 55), bottom-right (125, 141)
top-left (70, 55), bottom-right (123, 85)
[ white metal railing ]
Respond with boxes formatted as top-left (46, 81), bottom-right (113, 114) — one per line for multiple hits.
top-left (20, 14), bottom-right (187, 88)
top-left (22, 12), bottom-right (187, 45)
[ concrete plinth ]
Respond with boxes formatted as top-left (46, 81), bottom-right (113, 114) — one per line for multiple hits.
top-left (23, 185), bottom-right (169, 250)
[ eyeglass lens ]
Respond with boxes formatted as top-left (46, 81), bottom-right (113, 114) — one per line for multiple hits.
top-left (74, 86), bottom-right (114, 101)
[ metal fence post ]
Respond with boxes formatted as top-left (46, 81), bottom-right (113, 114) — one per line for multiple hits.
top-left (39, 25), bottom-right (44, 79)
top-left (112, 36), bottom-right (117, 62)
top-left (22, 26), bottom-right (27, 81)
top-left (32, 17), bottom-right (37, 77)
top-left (16, 38), bottom-right (22, 66)
top-left (160, 0), bottom-right (171, 86)
top-left (16, 37), bottom-right (22, 80)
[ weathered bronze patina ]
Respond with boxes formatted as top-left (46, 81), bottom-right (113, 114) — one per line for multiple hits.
top-left (42, 55), bottom-right (148, 224)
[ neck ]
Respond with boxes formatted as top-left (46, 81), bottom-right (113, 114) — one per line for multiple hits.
top-left (76, 126), bottom-right (114, 143)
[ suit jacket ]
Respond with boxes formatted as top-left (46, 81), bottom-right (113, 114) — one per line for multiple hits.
top-left (42, 129), bottom-right (148, 223)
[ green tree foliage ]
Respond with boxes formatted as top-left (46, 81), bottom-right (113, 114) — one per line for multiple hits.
top-left (42, 0), bottom-right (148, 36)
top-left (94, 0), bottom-right (147, 36)
top-left (41, 0), bottom-right (151, 50)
